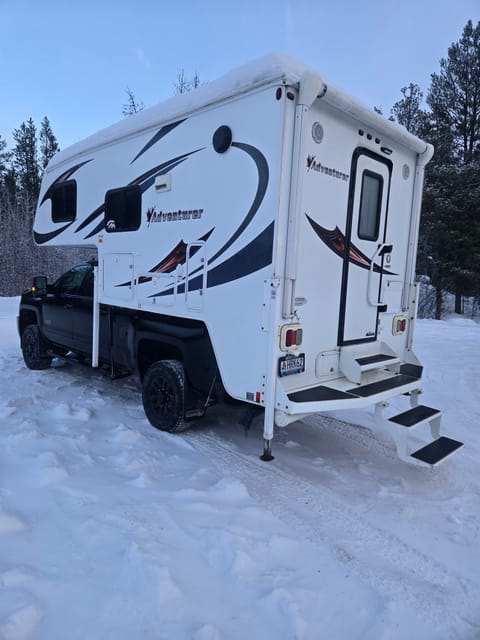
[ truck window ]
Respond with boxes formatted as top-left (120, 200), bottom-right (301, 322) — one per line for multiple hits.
top-left (51, 180), bottom-right (77, 223)
top-left (104, 185), bottom-right (141, 233)
top-left (357, 170), bottom-right (383, 241)
top-left (55, 264), bottom-right (92, 296)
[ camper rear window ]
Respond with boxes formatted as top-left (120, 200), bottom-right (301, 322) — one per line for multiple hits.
top-left (358, 171), bottom-right (383, 241)
top-left (51, 180), bottom-right (77, 223)
top-left (105, 185), bottom-right (141, 233)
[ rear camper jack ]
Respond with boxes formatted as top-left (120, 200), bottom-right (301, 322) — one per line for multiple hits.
top-left (260, 439), bottom-right (274, 462)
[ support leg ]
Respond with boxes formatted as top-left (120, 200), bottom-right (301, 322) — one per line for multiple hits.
top-left (409, 388), bottom-right (421, 408)
top-left (260, 438), bottom-right (274, 462)
top-left (260, 402), bottom-right (275, 461)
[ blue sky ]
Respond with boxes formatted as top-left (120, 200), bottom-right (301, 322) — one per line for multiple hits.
top-left (1, 0), bottom-right (478, 149)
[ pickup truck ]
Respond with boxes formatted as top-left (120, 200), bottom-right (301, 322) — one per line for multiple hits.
top-left (18, 262), bottom-right (220, 432)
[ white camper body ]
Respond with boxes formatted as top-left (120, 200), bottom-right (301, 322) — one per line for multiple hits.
top-left (32, 54), bottom-right (462, 466)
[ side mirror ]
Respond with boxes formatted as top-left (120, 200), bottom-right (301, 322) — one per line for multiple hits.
top-left (32, 275), bottom-right (48, 296)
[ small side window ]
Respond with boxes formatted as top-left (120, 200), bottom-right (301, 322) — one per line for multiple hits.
top-left (51, 180), bottom-right (77, 223)
top-left (105, 185), bottom-right (141, 233)
top-left (358, 171), bottom-right (383, 241)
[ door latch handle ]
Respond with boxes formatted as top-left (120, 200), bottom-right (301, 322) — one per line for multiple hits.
top-left (367, 243), bottom-right (392, 307)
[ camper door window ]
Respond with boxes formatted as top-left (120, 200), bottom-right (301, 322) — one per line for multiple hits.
top-left (105, 185), bottom-right (142, 233)
top-left (358, 171), bottom-right (383, 241)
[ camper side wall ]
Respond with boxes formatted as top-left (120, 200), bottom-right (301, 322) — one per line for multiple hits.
top-left (33, 84), bottom-right (295, 407)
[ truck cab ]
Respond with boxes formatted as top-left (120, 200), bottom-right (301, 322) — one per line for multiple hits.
top-left (18, 262), bottom-right (103, 365)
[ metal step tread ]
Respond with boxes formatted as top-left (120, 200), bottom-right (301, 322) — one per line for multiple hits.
top-left (411, 436), bottom-right (463, 466)
top-left (288, 373), bottom-right (420, 404)
top-left (288, 385), bottom-right (354, 403)
top-left (356, 354), bottom-right (399, 367)
top-left (389, 404), bottom-right (440, 428)
top-left (348, 374), bottom-right (418, 398)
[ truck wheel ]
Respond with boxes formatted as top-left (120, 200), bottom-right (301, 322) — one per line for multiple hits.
top-left (21, 324), bottom-right (52, 370)
top-left (142, 360), bottom-right (188, 433)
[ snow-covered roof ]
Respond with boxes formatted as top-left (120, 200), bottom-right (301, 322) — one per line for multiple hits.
top-left (49, 53), bottom-right (429, 170)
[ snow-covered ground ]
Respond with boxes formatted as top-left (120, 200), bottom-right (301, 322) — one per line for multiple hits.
top-left (0, 297), bottom-right (479, 640)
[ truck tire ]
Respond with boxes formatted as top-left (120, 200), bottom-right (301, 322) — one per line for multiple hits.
top-left (21, 324), bottom-right (52, 370)
top-left (142, 360), bottom-right (188, 433)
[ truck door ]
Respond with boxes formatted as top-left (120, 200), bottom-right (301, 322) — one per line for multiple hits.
top-left (338, 149), bottom-right (392, 345)
top-left (42, 264), bottom-right (91, 348)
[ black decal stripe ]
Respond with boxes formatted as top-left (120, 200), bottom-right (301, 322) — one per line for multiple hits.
top-left (76, 203), bottom-right (106, 234)
top-left (83, 219), bottom-right (105, 239)
top-left (34, 223), bottom-right (73, 245)
top-left (206, 221), bottom-right (274, 288)
top-left (138, 156), bottom-right (191, 193)
top-left (40, 159), bottom-right (93, 205)
top-left (154, 222), bottom-right (274, 297)
top-left (207, 142), bottom-right (269, 266)
top-left (130, 119), bottom-right (186, 164)
top-left (306, 214), bottom-right (396, 276)
top-left (79, 149), bottom-right (203, 239)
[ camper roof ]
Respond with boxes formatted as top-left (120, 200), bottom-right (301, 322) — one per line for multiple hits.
top-left (49, 53), bottom-right (430, 171)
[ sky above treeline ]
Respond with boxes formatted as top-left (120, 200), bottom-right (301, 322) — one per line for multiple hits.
top-left (1, 0), bottom-right (478, 150)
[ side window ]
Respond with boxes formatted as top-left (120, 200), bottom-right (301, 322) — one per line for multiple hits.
top-left (55, 265), bottom-right (91, 296)
top-left (51, 180), bottom-right (77, 223)
top-left (358, 171), bottom-right (383, 241)
top-left (105, 185), bottom-right (141, 233)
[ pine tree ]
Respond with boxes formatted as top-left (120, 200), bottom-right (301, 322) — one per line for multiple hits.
top-left (391, 83), bottom-right (428, 138)
top-left (12, 118), bottom-right (41, 204)
top-left (421, 163), bottom-right (480, 317)
top-left (427, 19), bottom-right (480, 164)
top-left (0, 135), bottom-right (9, 177)
top-left (39, 116), bottom-right (59, 169)
top-left (415, 20), bottom-right (480, 316)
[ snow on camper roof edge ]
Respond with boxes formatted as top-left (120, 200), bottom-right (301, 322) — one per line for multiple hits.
top-left (49, 53), bottom-right (429, 171)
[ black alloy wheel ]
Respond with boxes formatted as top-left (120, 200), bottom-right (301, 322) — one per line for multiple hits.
top-left (21, 324), bottom-right (52, 370)
top-left (142, 360), bottom-right (187, 432)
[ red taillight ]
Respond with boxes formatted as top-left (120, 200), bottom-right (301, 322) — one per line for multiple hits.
top-left (285, 328), bottom-right (303, 347)
top-left (286, 329), bottom-right (296, 347)
top-left (392, 316), bottom-right (407, 335)
top-left (281, 324), bottom-right (303, 351)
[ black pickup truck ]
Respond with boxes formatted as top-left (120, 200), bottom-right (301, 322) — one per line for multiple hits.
top-left (18, 262), bottom-right (220, 432)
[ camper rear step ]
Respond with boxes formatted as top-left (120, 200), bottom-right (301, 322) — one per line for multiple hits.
top-left (340, 342), bottom-right (400, 384)
top-left (356, 353), bottom-right (399, 369)
top-left (388, 404), bottom-right (440, 427)
top-left (377, 403), bottom-right (463, 467)
top-left (410, 437), bottom-right (464, 466)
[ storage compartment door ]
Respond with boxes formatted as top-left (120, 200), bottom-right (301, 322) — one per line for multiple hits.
top-left (103, 253), bottom-right (134, 301)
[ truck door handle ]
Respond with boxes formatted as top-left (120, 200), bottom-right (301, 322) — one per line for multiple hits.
top-left (63, 303), bottom-right (73, 310)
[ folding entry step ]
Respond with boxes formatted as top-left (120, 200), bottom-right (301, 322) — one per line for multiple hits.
top-left (340, 341), bottom-right (400, 384)
top-left (376, 403), bottom-right (464, 467)
top-left (411, 437), bottom-right (463, 466)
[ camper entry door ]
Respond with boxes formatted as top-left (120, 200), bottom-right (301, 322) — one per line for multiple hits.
top-left (338, 149), bottom-right (392, 345)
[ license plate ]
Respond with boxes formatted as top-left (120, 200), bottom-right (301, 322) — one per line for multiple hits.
top-left (278, 353), bottom-right (305, 377)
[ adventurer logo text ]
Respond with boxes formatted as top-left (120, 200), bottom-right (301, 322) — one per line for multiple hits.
top-left (306, 155), bottom-right (349, 182)
top-left (146, 206), bottom-right (204, 226)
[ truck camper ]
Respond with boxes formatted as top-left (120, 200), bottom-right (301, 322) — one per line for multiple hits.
top-left (18, 54), bottom-right (463, 466)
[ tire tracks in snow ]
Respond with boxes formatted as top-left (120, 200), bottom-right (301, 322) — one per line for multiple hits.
top-left (184, 428), bottom-right (479, 635)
